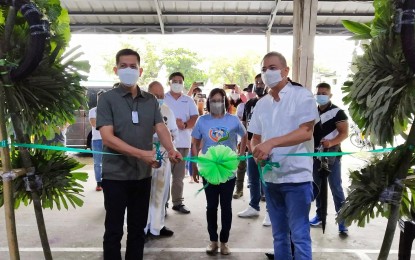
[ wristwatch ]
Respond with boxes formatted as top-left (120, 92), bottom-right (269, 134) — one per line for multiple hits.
top-left (184, 122), bottom-right (188, 129)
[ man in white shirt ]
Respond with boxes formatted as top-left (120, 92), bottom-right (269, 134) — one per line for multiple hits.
top-left (88, 89), bottom-right (105, 191)
top-left (249, 52), bottom-right (319, 260)
top-left (145, 81), bottom-right (178, 237)
top-left (164, 72), bottom-right (199, 214)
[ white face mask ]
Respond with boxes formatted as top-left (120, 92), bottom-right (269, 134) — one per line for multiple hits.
top-left (118, 68), bottom-right (139, 86)
top-left (157, 99), bottom-right (164, 106)
top-left (230, 93), bottom-right (239, 101)
top-left (171, 83), bottom-right (184, 93)
top-left (261, 69), bottom-right (283, 88)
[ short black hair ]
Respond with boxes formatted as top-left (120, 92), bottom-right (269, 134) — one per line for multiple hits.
top-left (116, 49), bottom-right (140, 65)
top-left (316, 82), bottom-right (331, 90)
top-left (168, 72), bottom-right (185, 81)
top-left (206, 88), bottom-right (230, 113)
top-left (192, 87), bottom-right (202, 96)
top-left (255, 73), bottom-right (261, 79)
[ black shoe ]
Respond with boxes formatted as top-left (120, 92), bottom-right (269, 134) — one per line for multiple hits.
top-left (261, 196), bottom-right (266, 202)
top-left (172, 204), bottom-right (190, 214)
top-left (159, 226), bottom-right (174, 237)
top-left (265, 252), bottom-right (274, 259)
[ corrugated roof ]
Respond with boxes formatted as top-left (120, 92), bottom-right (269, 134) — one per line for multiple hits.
top-left (62, 0), bottom-right (374, 35)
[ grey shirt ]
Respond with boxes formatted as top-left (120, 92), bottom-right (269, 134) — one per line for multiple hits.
top-left (96, 86), bottom-right (163, 180)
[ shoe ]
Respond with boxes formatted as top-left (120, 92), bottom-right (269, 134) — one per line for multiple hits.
top-left (233, 191), bottom-right (243, 199)
top-left (220, 242), bottom-right (230, 255)
top-left (262, 212), bottom-right (271, 226)
top-left (172, 204), bottom-right (190, 214)
top-left (238, 206), bottom-right (260, 218)
top-left (95, 185), bottom-right (102, 191)
top-left (159, 226), bottom-right (174, 237)
top-left (338, 223), bottom-right (349, 234)
top-left (206, 241), bottom-right (218, 254)
top-left (261, 196), bottom-right (266, 202)
top-left (265, 252), bottom-right (274, 259)
top-left (310, 215), bottom-right (322, 226)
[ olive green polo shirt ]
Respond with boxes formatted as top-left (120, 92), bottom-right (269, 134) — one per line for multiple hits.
top-left (96, 85), bottom-right (163, 180)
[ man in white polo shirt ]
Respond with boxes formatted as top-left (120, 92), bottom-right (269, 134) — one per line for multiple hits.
top-left (249, 51), bottom-right (319, 259)
top-left (164, 72), bottom-right (199, 214)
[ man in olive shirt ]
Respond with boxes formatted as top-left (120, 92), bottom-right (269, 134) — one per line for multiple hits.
top-left (97, 48), bottom-right (182, 260)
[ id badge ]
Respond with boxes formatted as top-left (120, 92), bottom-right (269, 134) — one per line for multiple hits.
top-left (132, 111), bottom-right (139, 124)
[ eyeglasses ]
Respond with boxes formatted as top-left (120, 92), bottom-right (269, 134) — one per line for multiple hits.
top-left (261, 66), bottom-right (282, 73)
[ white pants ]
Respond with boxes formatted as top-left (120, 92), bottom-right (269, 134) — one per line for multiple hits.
top-left (145, 154), bottom-right (171, 235)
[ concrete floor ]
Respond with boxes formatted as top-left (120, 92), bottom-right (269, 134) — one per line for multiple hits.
top-left (1, 146), bottom-right (414, 260)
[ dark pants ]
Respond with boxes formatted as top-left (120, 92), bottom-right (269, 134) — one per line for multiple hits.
top-left (203, 177), bottom-right (236, 243)
top-left (234, 160), bottom-right (247, 193)
top-left (102, 178), bottom-right (152, 260)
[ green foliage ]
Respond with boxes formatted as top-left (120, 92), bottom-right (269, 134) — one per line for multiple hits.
top-left (0, 148), bottom-right (88, 209)
top-left (341, 0), bottom-right (415, 146)
top-left (162, 48), bottom-right (208, 88)
top-left (338, 146), bottom-right (415, 227)
top-left (209, 52), bottom-right (260, 88)
top-left (1, 0), bottom-right (89, 138)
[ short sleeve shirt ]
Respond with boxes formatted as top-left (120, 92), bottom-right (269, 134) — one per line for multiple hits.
top-left (192, 113), bottom-right (246, 154)
top-left (88, 107), bottom-right (101, 140)
top-left (164, 92), bottom-right (199, 148)
top-left (313, 103), bottom-right (348, 147)
top-left (248, 83), bottom-right (320, 184)
top-left (96, 86), bottom-right (163, 181)
top-left (242, 98), bottom-right (259, 140)
top-left (154, 104), bottom-right (178, 146)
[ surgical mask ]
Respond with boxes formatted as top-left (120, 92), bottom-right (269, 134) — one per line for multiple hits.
top-left (230, 93), bottom-right (239, 101)
top-left (171, 83), bottom-right (184, 93)
top-left (316, 95), bottom-right (330, 105)
top-left (118, 68), bottom-right (139, 86)
top-left (209, 102), bottom-right (225, 115)
top-left (261, 69), bottom-right (283, 88)
top-left (157, 99), bottom-right (164, 106)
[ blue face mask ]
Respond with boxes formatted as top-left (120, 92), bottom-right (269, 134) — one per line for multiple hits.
top-left (316, 95), bottom-right (330, 105)
top-left (157, 99), bottom-right (164, 106)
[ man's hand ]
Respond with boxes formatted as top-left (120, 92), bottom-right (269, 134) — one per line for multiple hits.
top-left (192, 163), bottom-right (200, 183)
top-left (139, 150), bottom-right (159, 168)
top-left (168, 149), bottom-right (182, 164)
top-left (320, 139), bottom-right (331, 148)
top-left (176, 118), bottom-right (185, 130)
top-left (252, 141), bottom-right (273, 161)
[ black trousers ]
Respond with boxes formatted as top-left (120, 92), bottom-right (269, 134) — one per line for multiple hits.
top-left (203, 177), bottom-right (236, 243)
top-left (102, 178), bottom-right (152, 260)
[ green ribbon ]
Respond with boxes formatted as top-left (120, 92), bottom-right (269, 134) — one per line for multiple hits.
top-left (13, 143), bottom-right (118, 155)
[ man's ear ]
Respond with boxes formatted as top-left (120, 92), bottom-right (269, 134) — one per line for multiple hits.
top-left (113, 66), bottom-right (118, 75)
top-left (139, 67), bottom-right (143, 77)
top-left (283, 66), bottom-right (290, 78)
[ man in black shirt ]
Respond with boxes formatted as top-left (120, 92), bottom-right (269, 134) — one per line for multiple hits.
top-left (310, 82), bottom-right (349, 234)
top-left (237, 74), bottom-right (270, 226)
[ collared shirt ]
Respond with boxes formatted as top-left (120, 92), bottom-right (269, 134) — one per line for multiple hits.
top-left (88, 107), bottom-right (101, 140)
top-left (313, 102), bottom-right (348, 148)
top-left (248, 83), bottom-right (320, 184)
top-left (154, 104), bottom-right (178, 146)
top-left (164, 92), bottom-right (198, 148)
top-left (242, 97), bottom-right (259, 140)
top-left (96, 86), bottom-right (163, 181)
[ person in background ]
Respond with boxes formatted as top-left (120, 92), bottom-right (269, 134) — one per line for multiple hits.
top-left (97, 48), bottom-right (182, 260)
top-left (145, 81), bottom-right (178, 238)
top-left (164, 72), bottom-right (199, 214)
top-left (237, 74), bottom-right (271, 226)
top-left (310, 82), bottom-right (349, 234)
top-left (249, 51), bottom-right (319, 259)
top-left (191, 88), bottom-right (247, 255)
top-left (89, 89), bottom-right (106, 191)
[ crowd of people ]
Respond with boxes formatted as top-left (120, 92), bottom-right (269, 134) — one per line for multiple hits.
top-left (92, 48), bottom-right (349, 260)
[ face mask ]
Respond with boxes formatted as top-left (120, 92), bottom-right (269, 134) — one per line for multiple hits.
top-left (261, 69), bottom-right (283, 88)
top-left (230, 93), bottom-right (239, 101)
top-left (254, 87), bottom-right (267, 97)
top-left (118, 68), bottom-right (139, 86)
top-left (209, 102), bottom-right (225, 115)
top-left (316, 95), bottom-right (330, 105)
top-left (171, 83), bottom-right (184, 93)
top-left (157, 99), bottom-right (164, 106)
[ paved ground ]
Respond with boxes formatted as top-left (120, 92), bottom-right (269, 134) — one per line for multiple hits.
top-left (0, 140), bottom-right (414, 259)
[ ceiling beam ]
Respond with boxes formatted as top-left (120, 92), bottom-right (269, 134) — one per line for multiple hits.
top-left (68, 11), bottom-right (374, 18)
top-left (153, 0), bottom-right (165, 34)
top-left (267, 0), bottom-right (280, 32)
